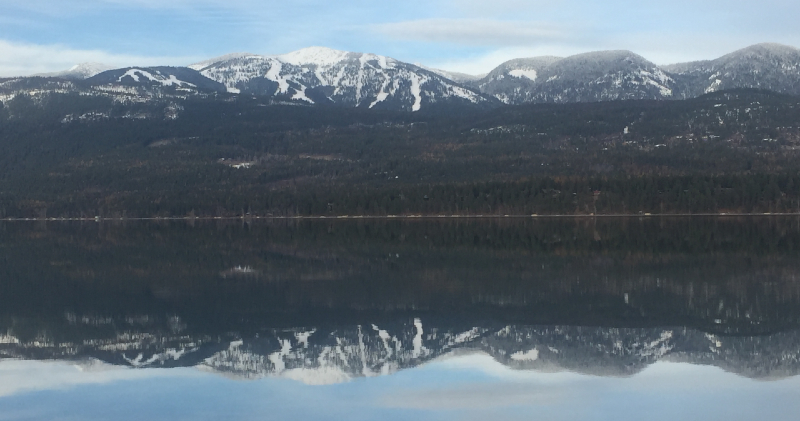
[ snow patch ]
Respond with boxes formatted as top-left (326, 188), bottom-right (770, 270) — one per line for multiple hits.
top-left (706, 79), bottom-right (723, 93)
top-left (268, 339), bottom-right (292, 373)
top-left (510, 348), bottom-right (539, 361)
top-left (291, 84), bottom-right (315, 103)
top-left (265, 61), bottom-right (290, 94)
top-left (411, 318), bottom-right (427, 358)
top-left (369, 75), bottom-right (391, 108)
top-left (508, 69), bottom-right (538, 81)
top-left (117, 69), bottom-right (196, 88)
top-left (409, 73), bottom-right (423, 112)
top-left (295, 330), bottom-right (315, 348)
top-left (119, 69), bottom-right (141, 82)
top-left (372, 325), bottom-right (394, 358)
top-left (447, 85), bottom-right (480, 103)
top-left (451, 328), bottom-right (482, 344)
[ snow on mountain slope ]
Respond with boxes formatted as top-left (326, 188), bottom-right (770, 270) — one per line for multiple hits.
top-left (663, 43), bottom-right (800, 98)
top-left (472, 56), bottom-right (562, 104)
top-left (475, 51), bottom-right (676, 104)
top-left (192, 47), bottom-right (495, 111)
top-left (34, 63), bottom-right (116, 80)
top-left (86, 66), bottom-right (227, 93)
top-left (278, 46), bottom-right (351, 66)
top-left (415, 64), bottom-right (484, 84)
top-left (7, 43), bottom-right (800, 109)
top-left (538, 51), bottom-right (675, 101)
top-left (7, 317), bottom-right (800, 382)
top-left (188, 53), bottom-right (255, 71)
top-left (116, 69), bottom-right (196, 87)
top-left (186, 43), bottom-right (800, 107)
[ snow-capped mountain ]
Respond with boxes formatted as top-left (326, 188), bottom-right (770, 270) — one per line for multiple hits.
top-left (189, 46), bottom-right (495, 111)
top-left (5, 317), bottom-right (800, 383)
top-left (664, 43), bottom-right (800, 98)
top-left (473, 51), bottom-right (676, 104)
top-left (34, 62), bottom-right (115, 80)
top-left (472, 43), bottom-right (800, 104)
top-left (0, 66), bottom-right (226, 105)
top-left (4, 43), bottom-right (800, 111)
top-left (470, 56), bottom-right (562, 104)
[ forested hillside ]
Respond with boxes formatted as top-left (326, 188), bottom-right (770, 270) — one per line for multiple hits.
top-left (1, 89), bottom-right (800, 218)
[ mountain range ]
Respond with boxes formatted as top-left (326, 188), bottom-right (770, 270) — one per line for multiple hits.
top-left (2, 43), bottom-right (800, 112)
top-left (3, 317), bottom-right (800, 384)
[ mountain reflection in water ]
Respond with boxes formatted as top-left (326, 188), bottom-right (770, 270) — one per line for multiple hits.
top-left (2, 217), bottom-right (800, 418)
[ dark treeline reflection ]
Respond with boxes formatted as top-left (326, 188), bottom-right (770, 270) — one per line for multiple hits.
top-left (2, 217), bottom-right (800, 337)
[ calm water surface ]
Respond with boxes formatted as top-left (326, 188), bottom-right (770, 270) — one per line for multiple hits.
top-left (1, 218), bottom-right (800, 420)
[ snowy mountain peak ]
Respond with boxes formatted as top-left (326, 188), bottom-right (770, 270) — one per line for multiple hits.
top-left (68, 62), bottom-right (115, 78)
top-left (278, 46), bottom-right (351, 66)
top-left (34, 62), bottom-right (115, 80)
top-left (188, 53), bottom-right (258, 71)
top-left (7, 319), bottom-right (800, 382)
top-left (10, 43), bottom-right (800, 110)
top-left (191, 46), bottom-right (494, 111)
top-left (735, 42), bottom-right (800, 56)
top-left (663, 42), bottom-right (800, 97)
top-left (474, 50), bottom-right (673, 104)
top-left (500, 56), bottom-right (563, 71)
top-left (551, 50), bottom-right (656, 75)
top-left (704, 43), bottom-right (800, 68)
top-left (566, 50), bottom-right (645, 62)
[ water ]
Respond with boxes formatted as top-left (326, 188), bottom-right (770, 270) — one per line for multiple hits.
top-left (2, 218), bottom-right (800, 420)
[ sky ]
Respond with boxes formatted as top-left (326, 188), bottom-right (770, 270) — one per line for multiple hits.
top-left (2, 357), bottom-right (800, 421)
top-left (2, 0), bottom-right (800, 77)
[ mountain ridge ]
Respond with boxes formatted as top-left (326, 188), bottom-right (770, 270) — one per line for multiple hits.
top-left (4, 319), bottom-right (800, 383)
top-left (33, 62), bottom-right (115, 80)
top-left (187, 46), bottom-right (496, 111)
top-left (4, 43), bottom-right (800, 111)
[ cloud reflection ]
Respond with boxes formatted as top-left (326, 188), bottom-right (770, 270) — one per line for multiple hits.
top-left (2, 353), bottom-right (800, 421)
top-left (0, 359), bottom-right (202, 398)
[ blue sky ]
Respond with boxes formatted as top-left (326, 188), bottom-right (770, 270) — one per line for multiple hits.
top-left (2, 357), bottom-right (800, 421)
top-left (2, 0), bottom-right (800, 76)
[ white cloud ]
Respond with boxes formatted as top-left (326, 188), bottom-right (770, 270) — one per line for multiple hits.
top-left (374, 19), bottom-right (566, 46)
top-left (380, 383), bottom-right (560, 410)
top-left (0, 39), bottom-right (202, 77)
top-left (0, 359), bottom-right (203, 398)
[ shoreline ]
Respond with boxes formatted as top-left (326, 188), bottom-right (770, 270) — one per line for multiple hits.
top-left (3, 212), bottom-right (800, 222)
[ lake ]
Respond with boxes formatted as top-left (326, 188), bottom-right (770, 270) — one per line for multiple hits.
top-left (1, 217), bottom-right (800, 420)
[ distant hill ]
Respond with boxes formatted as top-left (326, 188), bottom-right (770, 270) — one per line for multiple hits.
top-left (86, 66), bottom-right (227, 93)
top-left (664, 43), bottom-right (800, 98)
top-left (471, 43), bottom-right (800, 104)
